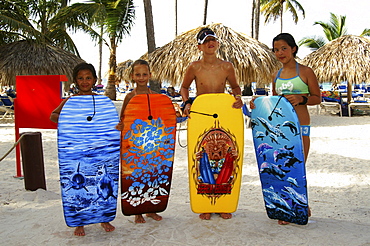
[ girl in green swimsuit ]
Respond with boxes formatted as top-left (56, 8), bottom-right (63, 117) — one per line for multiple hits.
top-left (251, 33), bottom-right (321, 225)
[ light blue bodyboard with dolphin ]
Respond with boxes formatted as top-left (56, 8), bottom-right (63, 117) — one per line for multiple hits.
top-left (57, 95), bottom-right (120, 227)
top-left (251, 96), bottom-right (309, 225)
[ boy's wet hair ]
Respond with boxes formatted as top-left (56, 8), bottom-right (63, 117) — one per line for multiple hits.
top-left (131, 59), bottom-right (151, 74)
top-left (196, 28), bottom-right (218, 44)
top-left (73, 62), bottom-right (97, 82)
top-left (272, 33), bottom-right (299, 57)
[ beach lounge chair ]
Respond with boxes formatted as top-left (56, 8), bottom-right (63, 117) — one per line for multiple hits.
top-left (0, 97), bottom-right (14, 120)
top-left (319, 91), bottom-right (342, 117)
top-left (255, 88), bottom-right (268, 96)
top-left (348, 94), bottom-right (370, 116)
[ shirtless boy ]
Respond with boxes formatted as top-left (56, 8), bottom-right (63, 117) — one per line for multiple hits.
top-left (180, 28), bottom-right (243, 220)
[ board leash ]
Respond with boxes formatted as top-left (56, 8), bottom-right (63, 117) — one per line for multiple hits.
top-left (146, 94), bottom-right (153, 120)
top-left (268, 95), bottom-right (284, 121)
top-left (190, 111), bottom-right (218, 118)
top-left (86, 95), bottom-right (96, 121)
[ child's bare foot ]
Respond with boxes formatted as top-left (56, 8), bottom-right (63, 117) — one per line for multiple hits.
top-left (101, 222), bottom-right (115, 232)
top-left (146, 213), bottom-right (162, 221)
top-left (219, 213), bottom-right (232, 219)
top-left (278, 206), bottom-right (311, 225)
top-left (135, 214), bottom-right (146, 223)
top-left (199, 213), bottom-right (211, 220)
top-left (74, 226), bottom-right (85, 236)
top-left (278, 220), bottom-right (290, 225)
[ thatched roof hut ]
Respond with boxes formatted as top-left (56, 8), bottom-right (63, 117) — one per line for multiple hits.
top-left (0, 40), bottom-right (85, 89)
top-left (116, 59), bottom-right (133, 82)
top-left (302, 35), bottom-right (370, 102)
top-left (119, 23), bottom-right (280, 87)
top-left (302, 35), bottom-right (370, 85)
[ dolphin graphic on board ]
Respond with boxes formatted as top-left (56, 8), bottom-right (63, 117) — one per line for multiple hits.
top-left (257, 143), bottom-right (273, 161)
top-left (282, 186), bottom-right (308, 207)
top-left (257, 117), bottom-right (289, 141)
top-left (286, 177), bottom-right (299, 187)
top-left (251, 118), bottom-right (259, 129)
top-left (65, 162), bottom-right (88, 192)
top-left (259, 162), bottom-right (290, 180)
top-left (255, 131), bottom-right (265, 140)
top-left (96, 164), bottom-right (117, 201)
top-left (284, 156), bottom-right (303, 168)
top-left (272, 107), bottom-right (285, 118)
top-left (263, 186), bottom-right (295, 216)
top-left (282, 121), bottom-right (299, 136)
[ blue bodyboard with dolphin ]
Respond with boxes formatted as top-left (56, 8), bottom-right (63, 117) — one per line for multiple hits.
top-left (57, 95), bottom-right (120, 227)
top-left (251, 96), bottom-right (309, 225)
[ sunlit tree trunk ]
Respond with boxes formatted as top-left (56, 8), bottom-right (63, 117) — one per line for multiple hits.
top-left (280, 7), bottom-right (283, 33)
top-left (175, 0), bottom-right (178, 36)
top-left (105, 36), bottom-right (117, 100)
top-left (251, 0), bottom-right (255, 38)
top-left (203, 0), bottom-right (208, 25)
top-left (255, 0), bottom-right (260, 40)
top-left (98, 24), bottom-right (103, 85)
top-left (143, 0), bottom-right (161, 92)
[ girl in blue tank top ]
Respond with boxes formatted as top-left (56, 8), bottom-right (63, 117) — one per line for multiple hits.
top-left (251, 33), bottom-right (321, 225)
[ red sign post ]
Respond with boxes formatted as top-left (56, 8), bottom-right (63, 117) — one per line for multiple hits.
top-left (14, 75), bottom-right (66, 177)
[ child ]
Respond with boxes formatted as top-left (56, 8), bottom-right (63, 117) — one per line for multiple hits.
top-left (180, 28), bottom-right (243, 220)
top-left (251, 33), bottom-right (321, 225)
top-left (116, 59), bottom-right (163, 224)
top-left (50, 62), bottom-right (115, 236)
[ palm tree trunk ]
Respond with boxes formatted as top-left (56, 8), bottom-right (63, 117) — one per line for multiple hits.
top-left (143, 0), bottom-right (161, 92)
top-left (255, 0), bottom-right (260, 40)
top-left (143, 0), bottom-right (156, 53)
top-left (251, 0), bottom-right (255, 38)
top-left (280, 6), bottom-right (283, 33)
top-left (105, 36), bottom-right (117, 100)
top-left (175, 0), bottom-right (178, 36)
top-left (203, 0), bottom-right (208, 25)
top-left (98, 25), bottom-right (103, 85)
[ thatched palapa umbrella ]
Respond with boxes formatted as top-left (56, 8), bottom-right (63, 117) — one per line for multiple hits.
top-left (0, 40), bottom-right (85, 89)
top-left (119, 23), bottom-right (280, 87)
top-left (302, 35), bottom-right (370, 103)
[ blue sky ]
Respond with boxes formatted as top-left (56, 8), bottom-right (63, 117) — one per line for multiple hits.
top-left (71, 0), bottom-right (370, 79)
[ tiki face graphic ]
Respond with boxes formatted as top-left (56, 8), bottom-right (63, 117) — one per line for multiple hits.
top-left (192, 127), bottom-right (239, 201)
top-left (203, 130), bottom-right (229, 161)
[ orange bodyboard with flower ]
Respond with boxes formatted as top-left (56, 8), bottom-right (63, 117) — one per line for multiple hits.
top-left (121, 94), bottom-right (177, 215)
top-left (187, 93), bottom-right (244, 213)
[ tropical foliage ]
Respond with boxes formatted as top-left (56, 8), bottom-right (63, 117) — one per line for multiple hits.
top-left (55, 0), bottom-right (135, 100)
top-left (1, 0), bottom-right (135, 100)
top-left (299, 13), bottom-right (370, 50)
top-left (0, 0), bottom-right (81, 55)
top-left (260, 0), bottom-right (305, 33)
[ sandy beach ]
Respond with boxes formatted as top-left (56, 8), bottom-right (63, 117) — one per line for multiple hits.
top-left (1, 108), bottom-right (370, 245)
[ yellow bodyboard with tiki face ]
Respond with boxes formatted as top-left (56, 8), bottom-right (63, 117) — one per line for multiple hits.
top-left (187, 93), bottom-right (244, 213)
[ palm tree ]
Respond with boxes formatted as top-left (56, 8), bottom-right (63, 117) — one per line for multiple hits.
top-left (251, 0), bottom-right (261, 40)
top-left (260, 0), bottom-right (305, 33)
top-left (143, 0), bottom-right (161, 93)
top-left (175, 0), bottom-right (178, 36)
top-left (0, 0), bottom-right (79, 55)
top-left (203, 0), bottom-right (208, 25)
top-left (143, 0), bottom-right (155, 54)
top-left (55, 0), bottom-right (135, 100)
top-left (299, 13), bottom-right (370, 50)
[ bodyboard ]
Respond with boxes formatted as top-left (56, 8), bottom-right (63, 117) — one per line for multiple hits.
top-left (57, 95), bottom-right (120, 227)
top-left (121, 94), bottom-right (176, 215)
top-left (251, 96), bottom-right (309, 225)
top-left (187, 93), bottom-right (244, 213)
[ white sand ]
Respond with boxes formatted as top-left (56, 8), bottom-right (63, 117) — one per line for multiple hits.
top-left (1, 110), bottom-right (370, 245)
